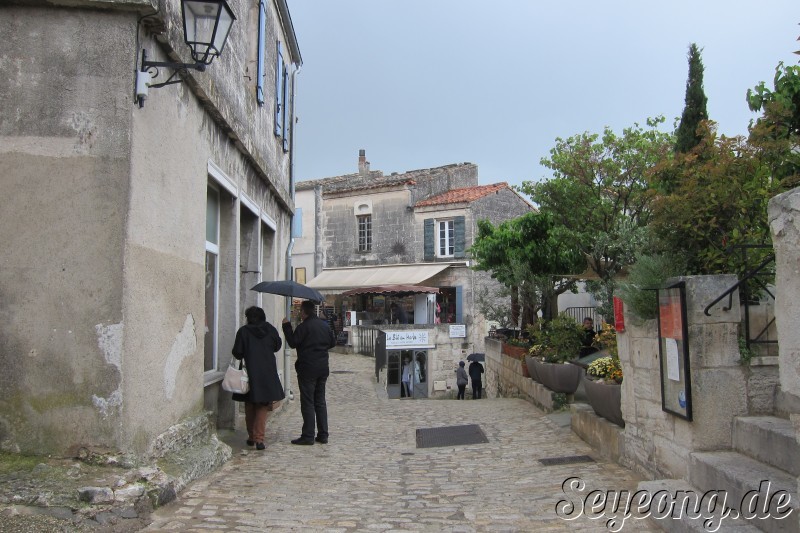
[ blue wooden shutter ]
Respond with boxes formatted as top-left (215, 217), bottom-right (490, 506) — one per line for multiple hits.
top-left (274, 41), bottom-right (283, 136)
top-left (455, 286), bottom-right (463, 323)
top-left (281, 67), bottom-right (289, 151)
top-left (292, 208), bottom-right (302, 238)
top-left (423, 218), bottom-right (434, 261)
top-left (255, 0), bottom-right (266, 105)
top-left (453, 216), bottom-right (466, 258)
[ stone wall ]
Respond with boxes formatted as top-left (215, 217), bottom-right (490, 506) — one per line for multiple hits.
top-left (484, 339), bottom-right (567, 411)
top-left (616, 275), bottom-right (772, 479)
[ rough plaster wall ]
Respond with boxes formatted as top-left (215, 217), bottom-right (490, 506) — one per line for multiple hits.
top-left (149, 0), bottom-right (294, 199)
top-left (0, 7), bottom-right (134, 455)
top-left (323, 189), bottom-right (417, 267)
top-left (769, 187), bottom-right (800, 401)
top-left (409, 164), bottom-right (478, 203)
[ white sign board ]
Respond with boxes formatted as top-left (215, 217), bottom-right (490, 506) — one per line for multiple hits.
top-left (666, 338), bottom-right (680, 381)
top-left (449, 324), bottom-right (466, 338)
top-left (386, 330), bottom-right (429, 347)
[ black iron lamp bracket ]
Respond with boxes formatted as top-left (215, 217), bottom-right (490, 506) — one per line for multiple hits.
top-left (140, 49), bottom-right (206, 87)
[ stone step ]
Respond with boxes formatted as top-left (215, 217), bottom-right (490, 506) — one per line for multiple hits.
top-left (638, 479), bottom-right (761, 533)
top-left (689, 451), bottom-right (799, 533)
top-left (734, 416), bottom-right (799, 477)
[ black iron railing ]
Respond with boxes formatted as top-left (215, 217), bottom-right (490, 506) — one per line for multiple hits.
top-left (703, 245), bottom-right (776, 351)
top-left (563, 306), bottom-right (603, 332)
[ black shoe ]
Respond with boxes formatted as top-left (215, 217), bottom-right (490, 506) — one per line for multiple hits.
top-left (246, 440), bottom-right (255, 446)
top-left (315, 436), bottom-right (328, 444)
top-left (291, 438), bottom-right (314, 445)
top-left (256, 442), bottom-right (265, 450)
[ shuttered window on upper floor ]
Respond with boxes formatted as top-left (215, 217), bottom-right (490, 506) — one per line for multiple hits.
top-left (424, 216), bottom-right (465, 260)
top-left (256, 0), bottom-right (267, 105)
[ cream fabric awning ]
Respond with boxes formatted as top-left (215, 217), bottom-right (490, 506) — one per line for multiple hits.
top-left (306, 263), bottom-right (453, 291)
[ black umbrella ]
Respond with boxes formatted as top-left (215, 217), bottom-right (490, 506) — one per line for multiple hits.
top-left (467, 353), bottom-right (485, 362)
top-left (250, 280), bottom-right (324, 302)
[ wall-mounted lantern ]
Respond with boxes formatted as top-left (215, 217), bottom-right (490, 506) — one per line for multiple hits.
top-left (136, 0), bottom-right (236, 107)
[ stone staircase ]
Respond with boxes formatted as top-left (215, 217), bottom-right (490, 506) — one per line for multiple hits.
top-left (643, 415), bottom-right (798, 533)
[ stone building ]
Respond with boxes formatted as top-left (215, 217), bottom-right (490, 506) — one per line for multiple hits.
top-left (0, 0), bottom-right (300, 466)
top-left (294, 151), bottom-right (533, 355)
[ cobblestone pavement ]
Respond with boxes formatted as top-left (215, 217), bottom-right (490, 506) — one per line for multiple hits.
top-left (145, 352), bottom-right (656, 532)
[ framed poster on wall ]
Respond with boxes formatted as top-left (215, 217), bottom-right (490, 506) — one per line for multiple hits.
top-left (657, 282), bottom-right (692, 420)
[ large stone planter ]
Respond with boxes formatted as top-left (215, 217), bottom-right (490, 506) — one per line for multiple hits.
top-left (502, 343), bottom-right (528, 359)
top-left (525, 356), bottom-right (541, 383)
top-left (583, 374), bottom-right (624, 427)
top-left (531, 359), bottom-right (584, 394)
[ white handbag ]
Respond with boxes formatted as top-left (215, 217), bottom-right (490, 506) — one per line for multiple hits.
top-left (222, 358), bottom-right (249, 394)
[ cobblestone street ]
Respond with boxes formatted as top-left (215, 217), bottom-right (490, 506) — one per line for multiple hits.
top-left (145, 352), bottom-right (654, 532)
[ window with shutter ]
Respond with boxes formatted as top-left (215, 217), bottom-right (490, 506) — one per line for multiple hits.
top-left (256, 0), bottom-right (266, 105)
top-left (281, 67), bottom-right (289, 152)
top-left (423, 219), bottom-right (434, 261)
top-left (453, 216), bottom-right (466, 258)
top-left (274, 41), bottom-right (284, 136)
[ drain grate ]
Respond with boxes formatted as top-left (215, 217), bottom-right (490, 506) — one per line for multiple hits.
top-left (538, 455), bottom-right (595, 466)
top-left (416, 424), bottom-right (489, 448)
top-left (330, 370), bottom-right (355, 374)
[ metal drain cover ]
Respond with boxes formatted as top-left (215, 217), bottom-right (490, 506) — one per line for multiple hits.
top-left (416, 424), bottom-right (489, 448)
top-left (330, 370), bottom-right (354, 374)
top-left (538, 455), bottom-right (595, 466)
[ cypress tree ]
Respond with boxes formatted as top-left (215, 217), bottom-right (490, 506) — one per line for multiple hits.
top-left (675, 43), bottom-right (709, 154)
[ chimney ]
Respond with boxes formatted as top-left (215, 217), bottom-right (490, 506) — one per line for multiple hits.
top-left (358, 149), bottom-right (370, 175)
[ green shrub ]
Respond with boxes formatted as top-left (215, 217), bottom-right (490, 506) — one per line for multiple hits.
top-left (617, 253), bottom-right (686, 321)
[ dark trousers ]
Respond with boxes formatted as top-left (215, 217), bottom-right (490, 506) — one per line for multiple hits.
top-left (400, 382), bottom-right (410, 398)
top-left (298, 373), bottom-right (328, 440)
top-left (472, 380), bottom-right (482, 399)
top-left (457, 384), bottom-right (466, 400)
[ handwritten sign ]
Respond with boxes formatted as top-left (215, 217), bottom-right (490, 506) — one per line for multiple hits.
top-left (386, 330), bottom-right (429, 347)
top-left (449, 325), bottom-right (466, 338)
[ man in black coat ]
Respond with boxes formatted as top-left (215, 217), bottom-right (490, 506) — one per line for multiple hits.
top-left (232, 306), bottom-right (285, 450)
top-left (282, 300), bottom-right (336, 445)
top-left (469, 360), bottom-right (484, 399)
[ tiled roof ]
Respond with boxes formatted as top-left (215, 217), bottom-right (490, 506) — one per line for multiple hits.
top-left (415, 182), bottom-right (510, 207)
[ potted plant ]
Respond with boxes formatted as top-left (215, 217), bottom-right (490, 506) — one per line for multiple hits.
top-left (582, 324), bottom-right (624, 427)
top-left (527, 316), bottom-right (585, 394)
top-left (499, 335), bottom-right (530, 377)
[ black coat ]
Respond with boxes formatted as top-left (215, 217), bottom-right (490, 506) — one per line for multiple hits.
top-left (231, 321), bottom-right (285, 405)
top-left (469, 361), bottom-right (484, 382)
top-left (282, 315), bottom-right (335, 378)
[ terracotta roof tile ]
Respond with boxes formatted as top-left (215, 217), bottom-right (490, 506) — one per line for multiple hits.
top-left (415, 182), bottom-right (509, 207)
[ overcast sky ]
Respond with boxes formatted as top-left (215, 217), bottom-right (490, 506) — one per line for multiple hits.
top-left (286, 1), bottom-right (799, 190)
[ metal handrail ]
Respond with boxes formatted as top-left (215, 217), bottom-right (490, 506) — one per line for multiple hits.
top-left (703, 253), bottom-right (775, 316)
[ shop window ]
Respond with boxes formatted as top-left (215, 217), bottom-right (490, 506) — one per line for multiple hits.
top-left (205, 186), bottom-right (220, 372)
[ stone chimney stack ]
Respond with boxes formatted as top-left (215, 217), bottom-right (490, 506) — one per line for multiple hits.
top-left (358, 149), bottom-right (370, 175)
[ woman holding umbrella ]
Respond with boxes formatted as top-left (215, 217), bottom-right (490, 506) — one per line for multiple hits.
top-left (232, 306), bottom-right (285, 450)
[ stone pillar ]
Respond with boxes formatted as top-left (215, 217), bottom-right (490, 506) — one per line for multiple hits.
top-left (769, 188), bottom-right (800, 407)
top-left (617, 275), bottom-right (745, 479)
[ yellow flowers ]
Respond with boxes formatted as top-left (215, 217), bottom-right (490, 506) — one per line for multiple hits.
top-left (587, 356), bottom-right (623, 383)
